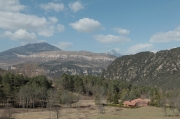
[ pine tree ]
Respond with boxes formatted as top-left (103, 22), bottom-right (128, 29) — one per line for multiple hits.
top-left (113, 92), bottom-right (119, 104)
top-left (107, 90), bottom-right (112, 104)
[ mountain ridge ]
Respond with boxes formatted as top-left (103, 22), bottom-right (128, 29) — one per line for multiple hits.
top-left (0, 42), bottom-right (116, 78)
top-left (0, 42), bottom-right (61, 56)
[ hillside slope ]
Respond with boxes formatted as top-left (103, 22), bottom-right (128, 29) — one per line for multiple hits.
top-left (102, 47), bottom-right (180, 89)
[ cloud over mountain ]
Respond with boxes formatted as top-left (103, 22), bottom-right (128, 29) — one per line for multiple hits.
top-left (70, 18), bottom-right (101, 33)
top-left (128, 43), bottom-right (153, 54)
top-left (150, 27), bottom-right (180, 43)
top-left (4, 29), bottom-right (36, 41)
top-left (94, 34), bottom-right (130, 44)
top-left (55, 42), bottom-right (73, 50)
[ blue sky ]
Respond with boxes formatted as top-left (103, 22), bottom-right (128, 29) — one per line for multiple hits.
top-left (0, 0), bottom-right (180, 55)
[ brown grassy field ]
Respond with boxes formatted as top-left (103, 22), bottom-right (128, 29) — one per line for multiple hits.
top-left (0, 100), bottom-right (179, 119)
top-left (92, 106), bottom-right (179, 119)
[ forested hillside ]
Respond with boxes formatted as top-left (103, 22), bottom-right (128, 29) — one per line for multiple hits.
top-left (102, 47), bottom-right (180, 89)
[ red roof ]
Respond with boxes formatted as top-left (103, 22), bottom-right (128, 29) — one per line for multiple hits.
top-left (123, 98), bottom-right (149, 106)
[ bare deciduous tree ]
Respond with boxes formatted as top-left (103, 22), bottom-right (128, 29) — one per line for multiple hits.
top-left (47, 89), bottom-right (59, 119)
top-left (1, 105), bottom-right (14, 119)
top-left (94, 86), bottom-right (105, 114)
top-left (174, 97), bottom-right (180, 116)
top-left (160, 98), bottom-right (167, 116)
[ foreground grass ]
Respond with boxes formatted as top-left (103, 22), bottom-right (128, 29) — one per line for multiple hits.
top-left (92, 106), bottom-right (179, 119)
top-left (2, 103), bottom-right (180, 119)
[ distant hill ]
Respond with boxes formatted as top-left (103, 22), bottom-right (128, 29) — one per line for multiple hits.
top-left (11, 50), bottom-right (116, 78)
top-left (0, 42), bottom-right (61, 56)
top-left (102, 47), bottom-right (180, 89)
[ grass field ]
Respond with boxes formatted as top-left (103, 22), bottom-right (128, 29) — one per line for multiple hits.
top-left (1, 100), bottom-right (180, 119)
top-left (92, 106), bottom-right (179, 119)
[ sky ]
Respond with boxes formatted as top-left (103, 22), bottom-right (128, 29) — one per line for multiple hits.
top-left (1, 0), bottom-right (180, 55)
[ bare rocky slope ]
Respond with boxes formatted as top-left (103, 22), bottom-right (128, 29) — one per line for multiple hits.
top-left (15, 50), bottom-right (115, 78)
top-left (102, 47), bottom-right (180, 89)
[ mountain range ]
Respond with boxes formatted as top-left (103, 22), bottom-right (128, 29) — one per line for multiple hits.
top-left (1, 42), bottom-right (180, 89)
top-left (0, 42), bottom-right (116, 78)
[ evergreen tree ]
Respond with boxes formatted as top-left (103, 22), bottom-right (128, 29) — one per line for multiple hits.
top-left (107, 90), bottom-right (112, 104)
top-left (113, 92), bottom-right (119, 104)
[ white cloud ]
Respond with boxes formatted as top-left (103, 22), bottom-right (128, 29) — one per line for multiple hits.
top-left (38, 24), bottom-right (64, 37)
top-left (48, 17), bottom-right (58, 24)
top-left (128, 43), bottom-right (153, 54)
top-left (150, 27), bottom-right (180, 43)
top-left (69, 1), bottom-right (84, 12)
top-left (70, 18), bottom-right (101, 33)
top-left (0, 11), bottom-right (65, 37)
top-left (0, 0), bottom-right (26, 12)
top-left (4, 29), bottom-right (36, 41)
top-left (57, 24), bottom-right (65, 32)
top-left (0, 0), bottom-right (65, 43)
top-left (0, 11), bottom-right (47, 30)
top-left (40, 2), bottom-right (64, 12)
top-left (114, 27), bottom-right (130, 35)
top-left (94, 34), bottom-right (130, 43)
top-left (38, 30), bottom-right (53, 37)
top-left (55, 42), bottom-right (73, 50)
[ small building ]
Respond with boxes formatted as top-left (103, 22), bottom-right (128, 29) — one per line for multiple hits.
top-left (123, 98), bottom-right (149, 107)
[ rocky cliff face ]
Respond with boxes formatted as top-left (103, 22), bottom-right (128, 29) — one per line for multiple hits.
top-left (102, 47), bottom-right (180, 88)
top-left (18, 51), bottom-right (115, 78)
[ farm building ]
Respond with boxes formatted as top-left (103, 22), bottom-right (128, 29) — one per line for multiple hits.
top-left (123, 98), bottom-right (149, 107)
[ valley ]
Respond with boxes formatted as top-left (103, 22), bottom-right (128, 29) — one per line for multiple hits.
top-left (1, 43), bottom-right (180, 119)
top-left (0, 0), bottom-right (179, 119)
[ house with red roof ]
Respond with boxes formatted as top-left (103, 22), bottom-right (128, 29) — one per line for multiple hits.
top-left (123, 98), bottom-right (149, 107)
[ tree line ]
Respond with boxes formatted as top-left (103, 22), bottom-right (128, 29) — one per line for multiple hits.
top-left (0, 73), bottom-right (52, 109)
top-left (57, 74), bottom-right (162, 105)
top-left (0, 72), bottom-right (162, 108)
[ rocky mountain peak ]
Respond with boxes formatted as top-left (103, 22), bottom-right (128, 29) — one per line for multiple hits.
top-left (106, 49), bottom-right (122, 57)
